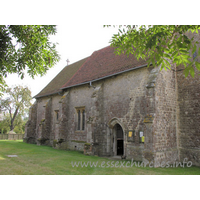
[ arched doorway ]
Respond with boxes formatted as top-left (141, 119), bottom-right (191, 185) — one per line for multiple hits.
top-left (108, 118), bottom-right (125, 157)
top-left (115, 124), bottom-right (124, 155)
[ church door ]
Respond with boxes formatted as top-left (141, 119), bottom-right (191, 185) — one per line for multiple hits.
top-left (116, 124), bottom-right (124, 155)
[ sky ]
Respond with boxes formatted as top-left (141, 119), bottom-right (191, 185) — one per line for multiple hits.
top-left (5, 25), bottom-right (119, 98)
top-left (3, 0), bottom-right (197, 99)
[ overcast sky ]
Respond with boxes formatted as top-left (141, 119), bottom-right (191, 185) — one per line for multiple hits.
top-left (5, 25), bottom-right (119, 98)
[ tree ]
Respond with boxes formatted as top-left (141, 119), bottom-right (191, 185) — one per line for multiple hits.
top-left (0, 113), bottom-right (27, 134)
top-left (105, 25), bottom-right (200, 77)
top-left (13, 114), bottom-right (28, 134)
top-left (0, 114), bottom-right (10, 134)
top-left (0, 85), bottom-right (32, 131)
top-left (0, 25), bottom-right (60, 95)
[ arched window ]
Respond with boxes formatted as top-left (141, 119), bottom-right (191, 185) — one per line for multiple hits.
top-left (75, 107), bottom-right (86, 131)
top-left (82, 110), bottom-right (85, 130)
top-left (54, 110), bottom-right (59, 121)
top-left (77, 110), bottom-right (81, 130)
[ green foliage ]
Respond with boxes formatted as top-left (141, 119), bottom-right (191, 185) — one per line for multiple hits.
top-left (13, 115), bottom-right (28, 133)
top-left (0, 113), bottom-right (27, 134)
top-left (0, 85), bottom-right (32, 131)
top-left (105, 25), bottom-right (200, 77)
top-left (84, 143), bottom-right (91, 146)
top-left (0, 25), bottom-right (60, 95)
top-left (0, 114), bottom-right (10, 133)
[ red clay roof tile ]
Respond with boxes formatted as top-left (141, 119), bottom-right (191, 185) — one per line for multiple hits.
top-left (61, 46), bottom-right (147, 89)
top-left (34, 57), bottom-right (87, 98)
top-left (35, 45), bottom-right (147, 98)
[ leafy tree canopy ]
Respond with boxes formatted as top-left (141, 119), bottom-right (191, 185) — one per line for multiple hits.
top-left (0, 85), bottom-right (32, 131)
top-left (0, 25), bottom-right (60, 95)
top-left (0, 113), bottom-right (27, 134)
top-left (105, 25), bottom-right (200, 77)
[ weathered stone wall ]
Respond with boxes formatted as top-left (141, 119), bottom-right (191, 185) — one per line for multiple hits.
top-left (58, 92), bottom-right (70, 141)
top-left (36, 97), bottom-right (47, 139)
top-left (153, 64), bottom-right (178, 166)
top-left (50, 95), bottom-right (61, 140)
top-left (102, 66), bottom-right (153, 159)
top-left (25, 62), bottom-right (194, 166)
top-left (176, 31), bottom-right (200, 166)
top-left (33, 97), bottom-right (53, 145)
top-left (25, 66), bottom-right (162, 160)
top-left (177, 68), bottom-right (200, 166)
top-left (66, 84), bottom-right (94, 144)
top-left (61, 66), bottom-right (158, 158)
top-left (53, 140), bottom-right (85, 151)
top-left (24, 101), bottom-right (37, 144)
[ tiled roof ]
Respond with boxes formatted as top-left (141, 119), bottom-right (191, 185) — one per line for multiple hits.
top-left (34, 58), bottom-right (87, 98)
top-left (61, 46), bottom-right (147, 89)
top-left (35, 45), bottom-right (147, 98)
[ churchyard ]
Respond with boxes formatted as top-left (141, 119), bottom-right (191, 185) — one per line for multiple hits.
top-left (0, 140), bottom-right (200, 175)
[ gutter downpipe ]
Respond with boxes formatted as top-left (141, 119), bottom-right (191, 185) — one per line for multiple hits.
top-left (89, 81), bottom-right (96, 88)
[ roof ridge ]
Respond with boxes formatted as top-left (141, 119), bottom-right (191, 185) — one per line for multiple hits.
top-left (60, 45), bottom-right (147, 90)
top-left (60, 45), bottom-right (111, 89)
top-left (36, 45), bottom-right (147, 98)
top-left (34, 57), bottom-right (87, 98)
top-left (60, 56), bottom-right (90, 89)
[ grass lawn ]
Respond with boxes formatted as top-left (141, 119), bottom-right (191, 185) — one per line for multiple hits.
top-left (0, 140), bottom-right (200, 175)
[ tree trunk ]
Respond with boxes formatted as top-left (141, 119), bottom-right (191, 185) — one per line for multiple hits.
top-left (10, 120), bottom-right (14, 131)
top-left (9, 106), bottom-right (19, 131)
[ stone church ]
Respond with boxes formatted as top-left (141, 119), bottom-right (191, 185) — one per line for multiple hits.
top-left (24, 31), bottom-right (200, 167)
